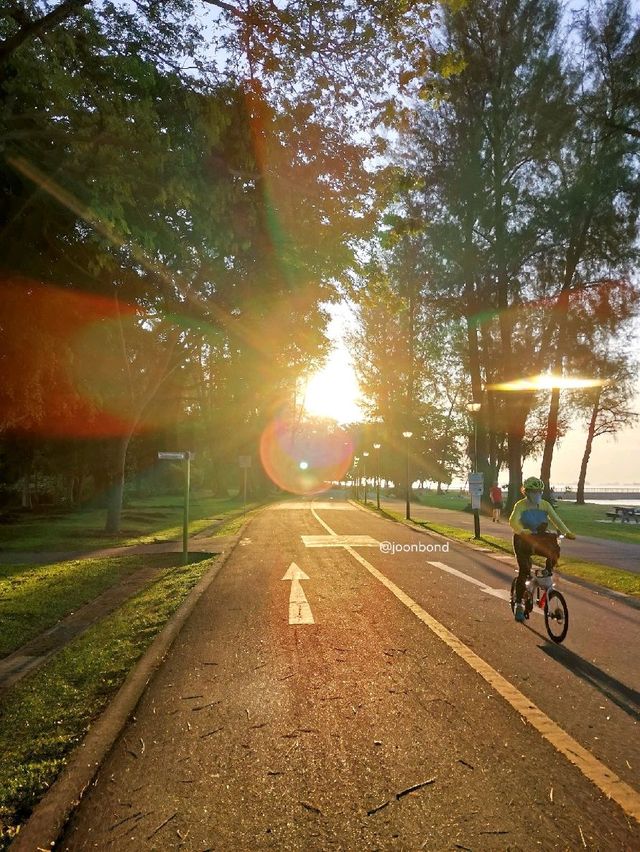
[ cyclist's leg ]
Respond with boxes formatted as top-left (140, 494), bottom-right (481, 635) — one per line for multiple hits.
top-left (513, 534), bottom-right (532, 601)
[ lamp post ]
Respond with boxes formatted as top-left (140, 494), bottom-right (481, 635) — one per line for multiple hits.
top-left (362, 451), bottom-right (369, 503)
top-left (402, 431), bottom-right (413, 519)
top-left (353, 457), bottom-right (360, 501)
top-left (466, 402), bottom-right (482, 539)
top-left (373, 443), bottom-right (381, 509)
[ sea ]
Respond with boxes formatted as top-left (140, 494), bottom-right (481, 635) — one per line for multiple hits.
top-left (449, 481), bottom-right (640, 506)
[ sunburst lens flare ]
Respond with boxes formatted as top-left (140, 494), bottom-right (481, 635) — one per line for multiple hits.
top-left (260, 417), bottom-right (353, 495)
top-left (488, 374), bottom-right (610, 392)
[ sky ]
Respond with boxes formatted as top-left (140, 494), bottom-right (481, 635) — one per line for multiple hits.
top-left (304, 304), bottom-right (640, 487)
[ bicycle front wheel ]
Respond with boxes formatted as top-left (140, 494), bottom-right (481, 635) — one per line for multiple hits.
top-left (510, 578), bottom-right (517, 614)
top-left (544, 590), bottom-right (569, 643)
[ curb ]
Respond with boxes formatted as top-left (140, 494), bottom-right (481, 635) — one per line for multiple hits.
top-left (10, 516), bottom-right (255, 852)
top-left (349, 500), bottom-right (640, 611)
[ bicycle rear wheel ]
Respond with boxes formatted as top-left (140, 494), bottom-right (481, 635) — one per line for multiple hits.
top-left (544, 590), bottom-right (569, 643)
top-left (510, 578), bottom-right (517, 614)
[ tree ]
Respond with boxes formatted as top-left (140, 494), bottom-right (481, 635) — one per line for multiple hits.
top-left (574, 360), bottom-right (639, 503)
top-left (390, 0), bottom-right (572, 507)
top-left (580, 0), bottom-right (640, 142)
top-left (537, 0), bottom-right (640, 498)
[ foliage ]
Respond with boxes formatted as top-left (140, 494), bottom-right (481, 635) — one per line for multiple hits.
top-left (1, 0), bottom-right (418, 518)
top-left (352, 0), bottom-right (640, 500)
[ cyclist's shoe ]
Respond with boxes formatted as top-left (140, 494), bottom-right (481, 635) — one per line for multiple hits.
top-left (515, 603), bottom-right (526, 623)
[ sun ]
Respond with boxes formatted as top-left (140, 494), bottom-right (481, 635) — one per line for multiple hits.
top-left (302, 349), bottom-right (364, 423)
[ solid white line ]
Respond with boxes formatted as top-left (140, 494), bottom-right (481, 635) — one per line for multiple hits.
top-left (313, 510), bottom-right (640, 824)
top-left (311, 506), bottom-right (336, 535)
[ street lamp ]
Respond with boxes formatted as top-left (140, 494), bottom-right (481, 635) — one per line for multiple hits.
top-left (373, 443), bottom-right (381, 509)
top-left (353, 456), bottom-right (360, 501)
top-left (402, 431), bottom-right (413, 520)
top-left (466, 402), bottom-right (482, 539)
top-left (362, 451), bottom-right (369, 503)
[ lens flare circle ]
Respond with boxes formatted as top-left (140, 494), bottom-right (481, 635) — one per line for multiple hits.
top-left (260, 418), bottom-right (352, 495)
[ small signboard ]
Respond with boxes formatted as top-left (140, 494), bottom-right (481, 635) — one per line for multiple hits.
top-left (238, 455), bottom-right (252, 469)
top-left (468, 472), bottom-right (484, 495)
top-left (471, 492), bottom-right (482, 509)
top-left (158, 451), bottom-right (188, 460)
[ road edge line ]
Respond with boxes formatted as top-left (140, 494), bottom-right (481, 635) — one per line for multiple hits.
top-left (10, 519), bottom-right (254, 852)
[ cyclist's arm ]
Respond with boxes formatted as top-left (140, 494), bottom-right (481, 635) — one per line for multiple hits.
top-left (543, 500), bottom-right (573, 536)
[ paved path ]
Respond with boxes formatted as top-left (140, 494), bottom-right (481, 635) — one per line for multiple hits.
top-left (379, 498), bottom-right (640, 574)
top-left (55, 498), bottom-right (640, 851)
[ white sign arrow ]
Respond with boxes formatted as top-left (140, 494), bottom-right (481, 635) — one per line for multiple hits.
top-left (282, 563), bottom-right (315, 625)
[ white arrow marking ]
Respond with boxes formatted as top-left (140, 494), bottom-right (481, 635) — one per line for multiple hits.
top-left (282, 563), bottom-right (315, 625)
top-left (427, 560), bottom-right (537, 611)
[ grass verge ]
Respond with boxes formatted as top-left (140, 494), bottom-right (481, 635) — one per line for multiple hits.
top-left (0, 552), bottom-right (220, 849)
top-left (361, 503), bottom-right (640, 598)
top-left (0, 554), bottom-right (181, 658)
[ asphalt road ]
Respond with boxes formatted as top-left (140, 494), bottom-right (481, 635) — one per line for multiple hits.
top-left (61, 497), bottom-right (640, 850)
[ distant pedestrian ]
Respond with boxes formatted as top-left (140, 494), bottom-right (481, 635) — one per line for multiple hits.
top-left (490, 482), bottom-right (503, 522)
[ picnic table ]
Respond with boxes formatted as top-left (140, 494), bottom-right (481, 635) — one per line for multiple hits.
top-left (605, 506), bottom-right (640, 523)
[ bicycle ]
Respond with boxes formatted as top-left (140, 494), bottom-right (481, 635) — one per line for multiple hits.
top-left (509, 533), bottom-right (569, 644)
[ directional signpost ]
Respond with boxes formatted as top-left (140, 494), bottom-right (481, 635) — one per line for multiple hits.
top-left (158, 451), bottom-right (193, 565)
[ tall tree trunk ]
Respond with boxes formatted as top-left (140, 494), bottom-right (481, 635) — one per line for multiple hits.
top-left (540, 282), bottom-right (573, 497)
top-left (105, 433), bottom-right (132, 533)
top-left (505, 393), bottom-right (533, 511)
top-left (540, 385), bottom-right (561, 493)
top-left (576, 389), bottom-right (601, 504)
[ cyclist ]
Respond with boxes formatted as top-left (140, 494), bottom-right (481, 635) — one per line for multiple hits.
top-left (509, 476), bottom-right (576, 623)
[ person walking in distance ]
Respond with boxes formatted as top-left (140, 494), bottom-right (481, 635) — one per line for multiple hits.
top-left (490, 482), bottom-right (503, 522)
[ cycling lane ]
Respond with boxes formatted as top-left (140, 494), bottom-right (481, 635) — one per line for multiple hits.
top-left (323, 502), bottom-right (640, 824)
top-left (59, 499), bottom-right (639, 850)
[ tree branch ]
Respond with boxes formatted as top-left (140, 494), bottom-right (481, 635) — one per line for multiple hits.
top-left (0, 0), bottom-right (91, 65)
top-left (200, 0), bottom-right (248, 23)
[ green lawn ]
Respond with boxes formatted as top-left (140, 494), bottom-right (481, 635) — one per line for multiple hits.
top-left (413, 491), bottom-right (640, 544)
top-left (415, 491), bottom-right (468, 511)
top-left (0, 553), bottom-right (221, 849)
top-left (0, 494), bottom-right (255, 552)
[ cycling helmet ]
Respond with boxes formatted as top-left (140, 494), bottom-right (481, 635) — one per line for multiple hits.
top-left (522, 476), bottom-right (544, 491)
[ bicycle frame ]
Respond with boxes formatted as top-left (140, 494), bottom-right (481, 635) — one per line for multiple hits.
top-left (510, 534), bottom-right (569, 643)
